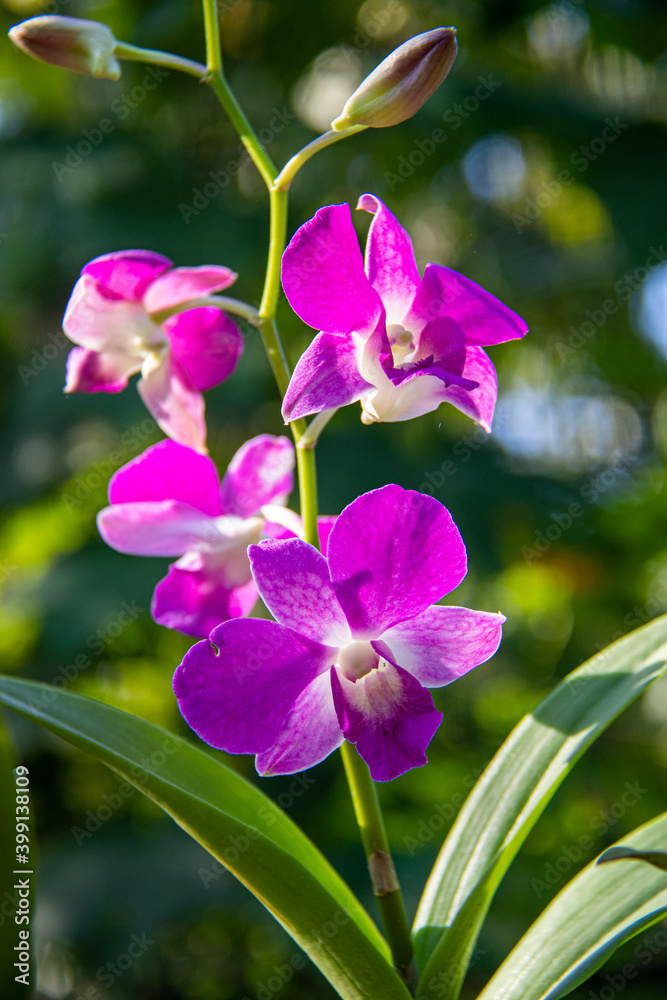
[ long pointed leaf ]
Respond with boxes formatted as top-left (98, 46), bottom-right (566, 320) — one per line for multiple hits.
top-left (475, 812), bottom-right (667, 1000)
top-left (413, 614), bottom-right (667, 998)
top-left (0, 676), bottom-right (410, 1000)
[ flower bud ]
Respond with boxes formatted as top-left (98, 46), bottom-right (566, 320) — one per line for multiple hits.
top-left (331, 27), bottom-right (457, 131)
top-left (8, 16), bottom-right (121, 80)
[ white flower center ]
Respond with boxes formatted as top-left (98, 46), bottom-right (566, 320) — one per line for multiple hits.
top-left (387, 324), bottom-right (415, 366)
top-left (336, 639), bottom-right (379, 681)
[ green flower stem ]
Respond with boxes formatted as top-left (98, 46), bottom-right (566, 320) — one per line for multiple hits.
top-left (340, 742), bottom-right (415, 985)
top-left (273, 125), bottom-right (368, 191)
top-left (151, 295), bottom-right (260, 326)
top-left (296, 408), bottom-right (339, 450)
top-left (113, 41), bottom-right (206, 79)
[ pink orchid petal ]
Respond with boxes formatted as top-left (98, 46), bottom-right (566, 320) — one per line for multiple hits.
top-left (415, 315), bottom-right (467, 372)
top-left (331, 662), bottom-right (442, 781)
top-left (281, 203), bottom-right (382, 335)
top-left (142, 265), bottom-right (237, 314)
top-left (220, 435), bottom-right (295, 517)
top-left (64, 346), bottom-right (141, 393)
top-left (327, 484), bottom-right (467, 638)
top-left (358, 194), bottom-right (420, 327)
top-left (82, 250), bottom-right (172, 301)
top-left (256, 672), bottom-right (343, 775)
top-left (107, 440), bottom-right (222, 516)
top-left (282, 331), bottom-right (374, 422)
top-left (376, 606), bottom-right (505, 687)
top-left (152, 552), bottom-right (257, 638)
top-left (137, 353), bottom-right (207, 453)
top-left (405, 263), bottom-right (528, 346)
top-left (262, 507), bottom-right (304, 540)
top-left (249, 538), bottom-right (350, 647)
top-left (440, 345), bottom-right (497, 432)
top-left (317, 515), bottom-right (337, 555)
top-left (163, 307), bottom-right (243, 392)
top-left (173, 619), bottom-right (334, 754)
top-left (97, 501), bottom-right (223, 556)
top-left (64, 275), bottom-right (159, 353)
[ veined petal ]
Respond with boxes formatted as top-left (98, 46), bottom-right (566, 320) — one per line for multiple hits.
top-left (138, 353), bottom-right (207, 453)
top-left (220, 435), bottom-right (295, 517)
top-left (376, 606), bottom-right (505, 687)
top-left (82, 250), bottom-right (172, 301)
top-left (440, 345), bottom-right (497, 432)
top-left (107, 440), bottom-right (222, 516)
top-left (63, 274), bottom-right (159, 353)
top-left (256, 672), bottom-right (343, 775)
top-left (358, 194), bottom-right (420, 326)
top-left (327, 484), bottom-right (467, 638)
top-left (363, 370), bottom-right (468, 423)
top-left (97, 500), bottom-right (223, 556)
top-left (281, 203), bottom-right (382, 335)
top-left (152, 551), bottom-right (258, 638)
top-left (64, 345), bottom-right (141, 393)
top-left (282, 331), bottom-right (373, 422)
top-left (173, 619), bottom-right (335, 754)
top-left (249, 538), bottom-right (350, 647)
top-left (164, 307), bottom-right (243, 392)
top-left (143, 265), bottom-right (237, 313)
top-left (405, 263), bottom-right (528, 346)
top-left (331, 662), bottom-right (442, 781)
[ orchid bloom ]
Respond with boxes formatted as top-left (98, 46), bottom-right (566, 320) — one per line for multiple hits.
top-left (63, 250), bottom-right (244, 452)
top-left (281, 195), bottom-right (528, 430)
top-left (97, 436), bottom-right (305, 638)
top-left (174, 485), bottom-right (504, 781)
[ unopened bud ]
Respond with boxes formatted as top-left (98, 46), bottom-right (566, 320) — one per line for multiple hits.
top-left (331, 27), bottom-right (457, 131)
top-left (8, 16), bottom-right (121, 80)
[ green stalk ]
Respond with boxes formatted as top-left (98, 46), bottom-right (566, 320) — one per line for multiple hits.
top-left (114, 40), bottom-right (206, 78)
top-left (340, 742), bottom-right (416, 986)
top-left (273, 125), bottom-right (367, 191)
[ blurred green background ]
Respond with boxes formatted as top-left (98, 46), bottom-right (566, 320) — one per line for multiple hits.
top-left (1, 0), bottom-right (667, 996)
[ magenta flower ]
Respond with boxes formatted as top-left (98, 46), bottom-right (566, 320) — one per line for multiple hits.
top-left (281, 194), bottom-right (528, 430)
top-left (64, 250), bottom-right (244, 452)
top-left (97, 435), bottom-right (302, 638)
top-left (174, 485), bottom-right (504, 781)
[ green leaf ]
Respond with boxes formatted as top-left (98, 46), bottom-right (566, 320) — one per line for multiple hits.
top-left (475, 812), bottom-right (667, 1000)
top-left (413, 613), bottom-right (667, 999)
top-left (0, 676), bottom-right (411, 1000)
top-left (598, 846), bottom-right (667, 873)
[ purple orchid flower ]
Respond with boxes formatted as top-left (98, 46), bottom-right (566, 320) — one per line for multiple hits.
top-left (281, 194), bottom-right (528, 430)
top-left (63, 250), bottom-right (244, 452)
top-left (97, 435), bottom-right (308, 638)
top-left (174, 485), bottom-right (504, 782)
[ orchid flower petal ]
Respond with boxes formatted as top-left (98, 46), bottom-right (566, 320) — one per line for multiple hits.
top-left (249, 538), bottom-right (350, 646)
top-left (64, 275), bottom-right (159, 352)
top-left (143, 265), bottom-right (237, 314)
top-left (152, 552), bottom-right (258, 638)
top-left (256, 673), bottom-right (343, 776)
top-left (357, 193), bottom-right (420, 326)
top-left (173, 619), bottom-right (334, 754)
top-left (405, 262), bottom-right (528, 346)
top-left (282, 331), bottom-right (373, 422)
top-left (97, 501), bottom-right (224, 556)
top-left (138, 353), bottom-right (207, 453)
top-left (220, 435), bottom-right (295, 517)
top-left (163, 307), bottom-right (243, 392)
top-left (281, 204), bottom-right (382, 335)
top-left (328, 484), bottom-right (467, 637)
top-left (64, 345), bottom-right (142, 393)
top-left (376, 606), bottom-right (505, 687)
top-left (331, 662), bottom-right (442, 781)
top-left (440, 345), bottom-right (498, 432)
top-left (107, 440), bottom-right (222, 515)
top-left (82, 250), bottom-right (172, 300)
